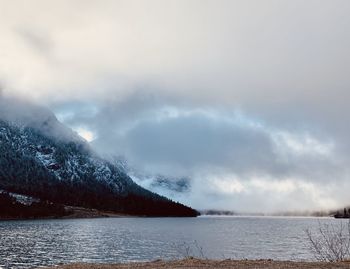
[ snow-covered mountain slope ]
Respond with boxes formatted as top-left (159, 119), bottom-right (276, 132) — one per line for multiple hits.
top-left (0, 98), bottom-right (198, 217)
top-left (94, 153), bottom-right (192, 197)
top-left (111, 156), bottom-right (191, 194)
top-left (0, 120), bottom-right (136, 193)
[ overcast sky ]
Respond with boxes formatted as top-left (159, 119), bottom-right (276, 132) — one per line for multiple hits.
top-left (1, 0), bottom-right (350, 212)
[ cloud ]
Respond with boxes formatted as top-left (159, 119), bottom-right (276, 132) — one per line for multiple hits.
top-left (61, 97), bottom-right (347, 212)
top-left (2, 1), bottom-right (350, 104)
top-left (1, 0), bottom-right (350, 212)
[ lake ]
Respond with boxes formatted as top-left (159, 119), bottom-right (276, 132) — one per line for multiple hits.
top-left (0, 216), bottom-right (345, 268)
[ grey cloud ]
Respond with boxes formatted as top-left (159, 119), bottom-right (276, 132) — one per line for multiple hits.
top-left (53, 91), bottom-right (348, 213)
top-left (116, 114), bottom-right (274, 174)
top-left (0, 96), bottom-right (82, 142)
top-left (62, 96), bottom-right (341, 181)
top-left (15, 27), bottom-right (54, 57)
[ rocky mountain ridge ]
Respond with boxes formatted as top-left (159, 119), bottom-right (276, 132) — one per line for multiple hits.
top-left (0, 98), bottom-right (198, 217)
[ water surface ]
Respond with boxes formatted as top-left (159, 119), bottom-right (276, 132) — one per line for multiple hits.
top-left (0, 216), bottom-right (344, 268)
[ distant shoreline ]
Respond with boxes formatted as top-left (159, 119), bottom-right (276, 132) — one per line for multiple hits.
top-left (45, 258), bottom-right (350, 269)
top-left (200, 209), bottom-right (336, 218)
top-left (1, 211), bottom-right (338, 221)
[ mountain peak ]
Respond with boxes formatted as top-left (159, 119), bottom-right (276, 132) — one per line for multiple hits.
top-left (0, 97), bottom-right (82, 142)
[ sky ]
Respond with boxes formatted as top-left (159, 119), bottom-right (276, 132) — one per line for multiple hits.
top-left (1, 0), bottom-right (350, 212)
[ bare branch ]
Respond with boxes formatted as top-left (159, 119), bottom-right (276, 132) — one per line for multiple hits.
top-left (306, 220), bottom-right (350, 262)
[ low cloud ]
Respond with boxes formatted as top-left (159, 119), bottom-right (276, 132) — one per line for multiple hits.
top-left (54, 96), bottom-right (348, 212)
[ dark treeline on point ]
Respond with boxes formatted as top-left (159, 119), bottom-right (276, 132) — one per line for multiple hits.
top-left (334, 208), bottom-right (350, 219)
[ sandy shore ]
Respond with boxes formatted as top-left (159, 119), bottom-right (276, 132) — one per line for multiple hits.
top-left (48, 258), bottom-right (350, 269)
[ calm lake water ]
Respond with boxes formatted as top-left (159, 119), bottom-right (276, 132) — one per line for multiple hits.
top-left (0, 216), bottom-right (345, 268)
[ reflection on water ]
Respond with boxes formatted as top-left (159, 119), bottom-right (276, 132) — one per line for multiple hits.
top-left (0, 216), bottom-right (345, 268)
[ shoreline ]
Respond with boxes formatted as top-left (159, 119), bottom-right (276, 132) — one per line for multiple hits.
top-left (0, 206), bottom-right (137, 221)
top-left (0, 206), bottom-right (201, 221)
top-left (45, 259), bottom-right (350, 269)
top-left (0, 212), bottom-right (338, 222)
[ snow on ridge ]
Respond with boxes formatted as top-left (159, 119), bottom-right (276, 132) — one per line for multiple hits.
top-left (0, 118), bottom-right (136, 196)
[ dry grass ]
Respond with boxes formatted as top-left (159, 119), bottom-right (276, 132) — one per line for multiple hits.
top-left (46, 258), bottom-right (350, 269)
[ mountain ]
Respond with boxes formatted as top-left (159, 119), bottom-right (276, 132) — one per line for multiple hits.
top-left (0, 97), bottom-right (199, 217)
top-left (110, 155), bottom-right (190, 192)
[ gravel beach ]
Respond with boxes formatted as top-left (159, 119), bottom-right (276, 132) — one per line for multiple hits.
top-left (48, 259), bottom-right (350, 269)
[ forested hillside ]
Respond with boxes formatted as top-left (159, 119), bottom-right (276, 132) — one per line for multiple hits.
top-left (0, 103), bottom-right (199, 217)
